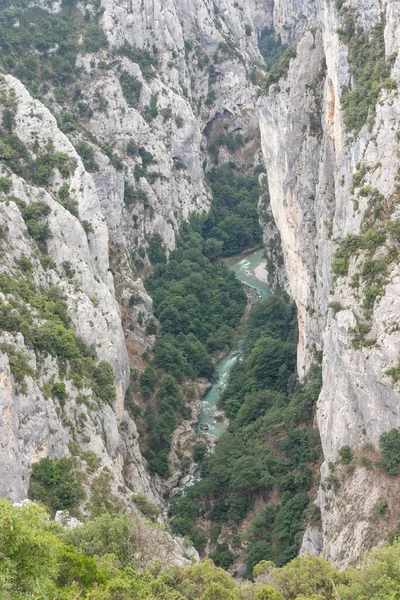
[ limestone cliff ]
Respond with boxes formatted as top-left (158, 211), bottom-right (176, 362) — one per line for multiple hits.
top-left (0, 0), bottom-right (264, 536)
top-left (259, 0), bottom-right (400, 567)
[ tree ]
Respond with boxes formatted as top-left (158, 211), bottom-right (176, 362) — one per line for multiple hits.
top-left (230, 455), bottom-right (262, 494)
top-left (339, 445), bottom-right (353, 465)
top-left (246, 337), bottom-right (297, 392)
top-left (29, 457), bottom-right (83, 513)
top-left (0, 499), bottom-right (60, 595)
top-left (63, 513), bottom-right (135, 566)
top-left (271, 554), bottom-right (343, 600)
top-left (378, 429), bottom-right (400, 475)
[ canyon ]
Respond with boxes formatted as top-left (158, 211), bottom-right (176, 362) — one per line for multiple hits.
top-left (0, 0), bottom-right (400, 572)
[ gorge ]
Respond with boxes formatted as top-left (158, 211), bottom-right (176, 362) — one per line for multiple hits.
top-left (1, 0), bottom-right (400, 597)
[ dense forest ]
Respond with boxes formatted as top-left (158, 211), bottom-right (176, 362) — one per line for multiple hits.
top-left (3, 497), bottom-right (400, 600)
top-left (127, 164), bottom-right (263, 476)
top-left (168, 296), bottom-right (323, 573)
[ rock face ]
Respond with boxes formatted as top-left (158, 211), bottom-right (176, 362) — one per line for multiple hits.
top-left (0, 73), bottom-right (155, 505)
top-left (0, 0), bottom-right (264, 555)
top-left (259, 0), bottom-right (400, 567)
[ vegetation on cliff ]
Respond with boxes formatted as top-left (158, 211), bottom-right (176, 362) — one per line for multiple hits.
top-left (335, 7), bottom-right (396, 134)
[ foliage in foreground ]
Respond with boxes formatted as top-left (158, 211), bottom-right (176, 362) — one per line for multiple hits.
top-left (3, 498), bottom-right (400, 600)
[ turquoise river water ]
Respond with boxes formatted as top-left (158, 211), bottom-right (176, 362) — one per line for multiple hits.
top-left (197, 248), bottom-right (270, 437)
top-left (182, 248), bottom-right (270, 488)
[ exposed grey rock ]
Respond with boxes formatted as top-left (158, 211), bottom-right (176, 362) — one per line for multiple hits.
top-left (55, 511), bottom-right (82, 529)
top-left (259, 0), bottom-right (400, 566)
top-left (0, 0), bottom-right (267, 565)
top-left (300, 525), bottom-right (324, 557)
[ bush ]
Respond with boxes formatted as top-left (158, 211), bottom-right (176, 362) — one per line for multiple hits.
top-left (93, 360), bottom-right (116, 405)
top-left (263, 45), bottom-right (297, 92)
top-left (52, 382), bottom-right (67, 401)
top-left (132, 494), bottom-right (160, 520)
top-left (0, 176), bottom-right (12, 193)
top-left (83, 24), bottom-right (108, 53)
top-left (29, 457), bottom-right (83, 514)
top-left (75, 142), bottom-right (98, 172)
top-left (338, 16), bottom-right (396, 133)
top-left (339, 445), bottom-right (352, 465)
top-left (120, 71), bottom-right (142, 107)
top-left (192, 442), bottom-right (207, 462)
top-left (145, 318), bottom-right (157, 335)
top-left (119, 42), bottom-right (157, 80)
top-left (377, 429), bottom-right (400, 475)
top-left (65, 513), bottom-right (132, 562)
top-left (143, 94), bottom-right (159, 122)
top-left (124, 182), bottom-right (136, 205)
top-left (376, 499), bottom-right (388, 517)
top-left (209, 543), bottom-right (236, 568)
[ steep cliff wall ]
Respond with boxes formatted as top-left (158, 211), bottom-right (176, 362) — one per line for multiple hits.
top-left (0, 73), bottom-right (155, 504)
top-left (0, 0), bottom-right (265, 520)
top-left (259, 0), bottom-right (400, 567)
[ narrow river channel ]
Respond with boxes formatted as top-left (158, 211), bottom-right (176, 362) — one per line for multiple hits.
top-left (183, 248), bottom-right (270, 488)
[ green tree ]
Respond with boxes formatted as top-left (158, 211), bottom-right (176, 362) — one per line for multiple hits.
top-left (377, 428), bottom-right (400, 475)
top-left (271, 554), bottom-right (343, 599)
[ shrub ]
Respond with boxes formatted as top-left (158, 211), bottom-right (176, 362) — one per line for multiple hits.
top-left (339, 445), bottom-right (352, 465)
top-left (377, 428), bottom-right (400, 475)
top-left (81, 220), bottom-right (94, 234)
top-left (192, 442), bottom-right (207, 462)
top-left (143, 94), bottom-right (158, 122)
top-left (119, 42), bottom-right (157, 79)
top-left (328, 300), bottom-right (343, 315)
top-left (120, 71), bottom-right (142, 108)
top-left (52, 382), bottom-right (67, 401)
top-left (7, 348), bottom-right (34, 387)
top-left (205, 90), bottom-right (216, 106)
top-left (0, 176), bottom-right (12, 193)
top-left (376, 499), bottom-right (388, 517)
top-left (338, 16), bottom-right (396, 133)
top-left (75, 142), bottom-right (98, 172)
top-left (132, 494), bottom-right (160, 520)
top-left (83, 24), bottom-right (108, 53)
top-left (263, 45), bottom-right (297, 92)
top-left (124, 182), bottom-right (136, 205)
top-left (93, 361), bottom-right (116, 405)
top-left (209, 543), bottom-right (236, 568)
top-left (29, 457), bottom-right (83, 514)
top-left (145, 318), bottom-right (157, 335)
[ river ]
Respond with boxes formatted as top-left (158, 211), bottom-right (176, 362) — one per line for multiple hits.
top-left (183, 248), bottom-right (270, 487)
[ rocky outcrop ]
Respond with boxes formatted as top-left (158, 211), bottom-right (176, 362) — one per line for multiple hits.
top-left (77, 0), bottom-right (266, 252)
top-left (259, 0), bottom-right (400, 567)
